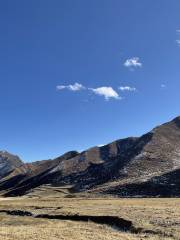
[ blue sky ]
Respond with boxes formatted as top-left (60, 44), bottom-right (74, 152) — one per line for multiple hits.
top-left (1, 0), bottom-right (180, 162)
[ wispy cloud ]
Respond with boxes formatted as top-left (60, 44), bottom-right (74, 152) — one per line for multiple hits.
top-left (176, 29), bottom-right (180, 46)
top-left (124, 57), bottom-right (142, 69)
top-left (89, 87), bottom-right (120, 100)
top-left (161, 84), bottom-right (166, 89)
top-left (119, 86), bottom-right (136, 92)
top-left (56, 82), bottom-right (85, 91)
top-left (176, 40), bottom-right (180, 46)
top-left (56, 83), bottom-right (142, 101)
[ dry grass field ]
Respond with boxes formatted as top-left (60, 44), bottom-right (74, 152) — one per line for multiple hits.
top-left (0, 196), bottom-right (180, 240)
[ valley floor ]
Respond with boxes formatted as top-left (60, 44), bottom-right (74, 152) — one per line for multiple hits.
top-left (0, 197), bottom-right (180, 240)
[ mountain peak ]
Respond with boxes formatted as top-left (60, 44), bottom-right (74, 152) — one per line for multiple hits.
top-left (0, 151), bottom-right (24, 179)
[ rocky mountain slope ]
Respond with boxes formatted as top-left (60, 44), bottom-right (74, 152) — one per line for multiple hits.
top-left (0, 116), bottom-right (180, 197)
top-left (0, 151), bottom-right (26, 179)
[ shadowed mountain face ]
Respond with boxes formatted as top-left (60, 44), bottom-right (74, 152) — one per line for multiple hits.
top-left (0, 116), bottom-right (180, 197)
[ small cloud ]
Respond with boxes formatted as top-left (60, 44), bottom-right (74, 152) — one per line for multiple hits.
top-left (124, 57), bottom-right (142, 69)
top-left (119, 86), bottom-right (137, 92)
top-left (56, 82), bottom-right (85, 91)
top-left (56, 85), bottom-right (66, 90)
top-left (176, 30), bottom-right (180, 46)
top-left (176, 40), bottom-right (180, 46)
top-left (161, 84), bottom-right (166, 89)
top-left (89, 86), bottom-right (120, 100)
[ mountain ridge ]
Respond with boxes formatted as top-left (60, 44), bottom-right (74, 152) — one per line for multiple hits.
top-left (0, 116), bottom-right (180, 197)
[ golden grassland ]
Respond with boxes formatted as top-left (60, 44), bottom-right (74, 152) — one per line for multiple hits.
top-left (0, 197), bottom-right (180, 240)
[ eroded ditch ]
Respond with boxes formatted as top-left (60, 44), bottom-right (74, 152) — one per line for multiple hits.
top-left (0, 209), bottom-right (173, 238)
top-left (0, 209), bottom-right (135, 232)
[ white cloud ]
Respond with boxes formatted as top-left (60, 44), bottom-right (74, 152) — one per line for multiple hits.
top-left (124, 57), bottom-right (142, 69)
top-left (119, 86), bottom-right (136, 92)
top-left (56, 82), bottom-right (85, 91)
top-left (56, 85), bottom-right (66, 90)
top-left (176, 29), bottom-right (180, 33)
top-left (89, 87), bottom-right (120, 100)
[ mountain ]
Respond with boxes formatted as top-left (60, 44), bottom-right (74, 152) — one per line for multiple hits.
top-left (0, 151), bottom-right (26, 179)
top-left (0, 116), bottom-right (180, 197)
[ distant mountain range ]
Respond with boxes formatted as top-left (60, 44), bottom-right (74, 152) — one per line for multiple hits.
top-left (0, 116), bottom-right (180, 197)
